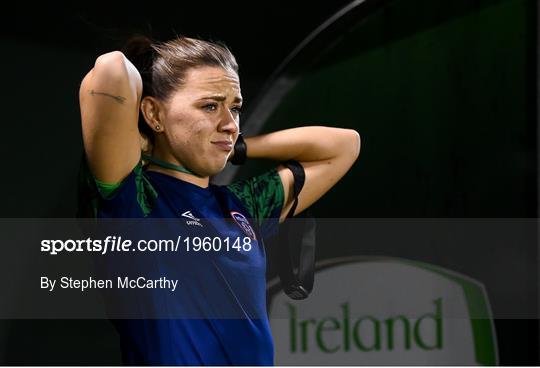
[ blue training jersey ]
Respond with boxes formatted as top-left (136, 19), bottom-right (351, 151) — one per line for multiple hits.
top-left (79, 159), bottom-right (284, 365)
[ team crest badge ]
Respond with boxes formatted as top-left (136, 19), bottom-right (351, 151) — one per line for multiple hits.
top-left (230, 211), bottom-right (257, 240)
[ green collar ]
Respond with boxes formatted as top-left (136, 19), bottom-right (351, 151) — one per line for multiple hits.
top-left (141, 154), bottom-right (203, 178)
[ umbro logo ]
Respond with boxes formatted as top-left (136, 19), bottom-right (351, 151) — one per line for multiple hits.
top-left (181, 211), bottom-right (200, 221)
top-left (181, 211), bottom-right (203, 227)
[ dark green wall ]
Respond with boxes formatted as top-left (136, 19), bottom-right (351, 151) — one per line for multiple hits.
top-left (242, 0), bottom-right (538, 364)
top-left (240, 0), bottom-right (536, 218)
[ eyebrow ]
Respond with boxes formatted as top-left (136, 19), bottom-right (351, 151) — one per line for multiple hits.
top-left (199, 95), bottom-right (243, 104)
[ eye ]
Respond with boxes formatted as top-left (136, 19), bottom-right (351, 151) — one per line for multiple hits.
top-left (202, 103), bottom-right (218, 112)
top-left (230, 106), bottom-right (242, 116)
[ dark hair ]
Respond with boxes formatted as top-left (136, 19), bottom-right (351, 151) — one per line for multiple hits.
top-left (121, 35), bottom-right (239, 147)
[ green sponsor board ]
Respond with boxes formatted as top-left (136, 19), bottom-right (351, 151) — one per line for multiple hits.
top-left (287, 298), bottom-right (443, 353)
top-left (268, 257), bottom-right (497, 365)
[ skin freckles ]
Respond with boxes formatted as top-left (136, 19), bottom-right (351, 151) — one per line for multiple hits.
top-left (147, 66), bottom-right (242, 182)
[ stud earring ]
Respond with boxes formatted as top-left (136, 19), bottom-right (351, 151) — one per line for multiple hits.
top-left (155, 124), bottom-right (161, 131)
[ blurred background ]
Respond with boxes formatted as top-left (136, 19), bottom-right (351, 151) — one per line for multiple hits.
top-left (0, 0), bottom-right (537, 364)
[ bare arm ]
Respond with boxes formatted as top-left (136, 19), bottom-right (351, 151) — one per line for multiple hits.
top-left (79, 51), bottom-right (143, 183)
top-left (244, 126), bottom-right (361, 222)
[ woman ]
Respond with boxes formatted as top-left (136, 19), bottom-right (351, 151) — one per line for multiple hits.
top-left (79, 35), bottom-right (360, 365)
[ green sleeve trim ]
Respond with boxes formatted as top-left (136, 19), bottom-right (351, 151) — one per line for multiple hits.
top-left (78, 156), bottom-right (157, 217)
top-left (93, 168), bottom-right (157, 217)
top-left (227, 168), bottom-right (284, 226)
top-left (94, 178), bottom-right (123, 199)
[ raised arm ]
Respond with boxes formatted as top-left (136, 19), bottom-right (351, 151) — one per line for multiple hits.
top-left (244, 126), bottom-right (361, 222)
top-left (79, 51), bottom-right (143, 184)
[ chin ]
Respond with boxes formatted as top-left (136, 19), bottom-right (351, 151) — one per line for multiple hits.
top-left (203, 160), bottom-right (228, 177)
top-left (215, 162), bottom-right (228, 174)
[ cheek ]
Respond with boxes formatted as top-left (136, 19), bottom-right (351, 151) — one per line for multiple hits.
top-left (168, 118), bottom-right (208, 148)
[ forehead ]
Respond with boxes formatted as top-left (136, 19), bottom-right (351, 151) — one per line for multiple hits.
top-left (181, 66), bottom-right (241, 98)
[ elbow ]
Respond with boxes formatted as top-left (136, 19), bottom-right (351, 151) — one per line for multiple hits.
top-left (94, 51), bottom-right (126, 69)
top-left (347, 129), bottom-right (361, 160)
top-left (329, 128), bottom-right (361, 162)
top-left (79, 51), bottom-right (128, 101)
top-left (93, 51), bottom-right (132, 81)
top-left (354, 130), bottom-right (361, 159)
top-left (86, 51), bottom-right (142, 99)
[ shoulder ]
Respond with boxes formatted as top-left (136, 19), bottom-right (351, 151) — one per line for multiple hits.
top-left (225, 168), bottom-right (284, 225)
top-left (78, 156), bottom-right (157, 217)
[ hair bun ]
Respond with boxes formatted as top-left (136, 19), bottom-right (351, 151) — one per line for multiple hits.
top-left (121, 34), bottom-right (156, 75)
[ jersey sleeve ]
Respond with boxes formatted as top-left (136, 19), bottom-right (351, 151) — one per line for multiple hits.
top-left (77, 154), bottom-right (157, 218)
top-left (226, 167), bottom-right (284, 238)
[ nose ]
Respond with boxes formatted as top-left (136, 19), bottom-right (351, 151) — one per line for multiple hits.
top-left (218, 108), bottom-right (239, 135)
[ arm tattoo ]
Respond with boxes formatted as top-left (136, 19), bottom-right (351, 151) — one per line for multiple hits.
top-left (90, 89), bottom-right (126, 104)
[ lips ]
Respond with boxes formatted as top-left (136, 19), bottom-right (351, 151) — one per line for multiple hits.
top-left (211, 141), bottom-right (233, 152)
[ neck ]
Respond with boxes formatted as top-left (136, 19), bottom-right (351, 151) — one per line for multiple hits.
top-left (144, 150), bottom-right (210, 188)
top-left (146, 165), bottom-right (210, 188)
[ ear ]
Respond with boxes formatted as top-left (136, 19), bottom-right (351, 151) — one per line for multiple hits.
top-left (140, 96), bottom-right (165, 133)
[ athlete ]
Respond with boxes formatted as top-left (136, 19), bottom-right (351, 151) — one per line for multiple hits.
top-left (78, 35), bottom-right (360, 365)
